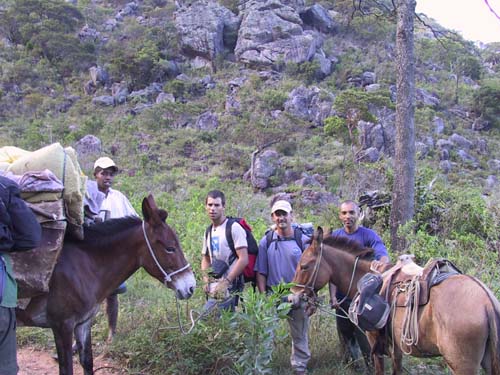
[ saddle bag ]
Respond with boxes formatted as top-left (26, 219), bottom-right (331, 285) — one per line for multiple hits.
top-left (349, 273), bottom-right (390, 331)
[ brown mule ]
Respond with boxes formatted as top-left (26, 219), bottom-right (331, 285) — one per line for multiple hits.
top-left (291, 227), bottom-right (500, 375)
top-left (16, 194), bottom-right (196, 375)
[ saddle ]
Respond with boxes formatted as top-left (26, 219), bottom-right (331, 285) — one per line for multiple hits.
top-left (382, 255), bottom-right (461, 307)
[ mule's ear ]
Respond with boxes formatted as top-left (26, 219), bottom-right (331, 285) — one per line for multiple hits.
top-left (142, 194), bottom-right (160, 223)
top-left (158, 209), bottom-right (168, 222)
top-left (315, 226), bottom-right (324, 244)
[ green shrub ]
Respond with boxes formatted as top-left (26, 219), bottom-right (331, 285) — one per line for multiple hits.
top-left (323, 116), bottom-right (347, 138)
top-left (260, 89), bottom-right (288, 111)
top-left (473, 78), bottom-right (500, 128)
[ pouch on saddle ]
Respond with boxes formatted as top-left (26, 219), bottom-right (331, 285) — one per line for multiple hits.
top-left (349, 273), bottom-right (390, 331)
top-left (387, 256), bottom-right (461, 307)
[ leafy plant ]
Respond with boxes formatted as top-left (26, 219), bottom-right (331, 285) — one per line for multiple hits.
top-left (231, 284), bottom-right (292, 375)
top-left (473, 78), bottom-right (500, 128)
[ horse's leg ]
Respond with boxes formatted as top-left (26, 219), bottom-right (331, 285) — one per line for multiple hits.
top-left (367, 331), bottom-right (385, 375)
top-left (105, 294), bottom-right (118, 342)
top-left (353, 326), bottom-right (373, 370)
top-left (373, 353), bottom-right (385, 375)
top-left (74, 315), bottom-right (95, 375)
top-left (52, 321), bottom-right (75, 375)
top-left (390, 345), bottom-right (403, 375)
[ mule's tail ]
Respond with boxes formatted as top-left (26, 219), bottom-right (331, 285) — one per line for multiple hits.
top-left (478, 278), bottom-right (500, 375)
top-left (486, 299), bottom-right (500, 375)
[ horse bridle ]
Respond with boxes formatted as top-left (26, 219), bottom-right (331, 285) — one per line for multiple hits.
top-left (293, 243), bottom-right (324, 298)
top-left (294, 243), bottom-right (361, 306)
top-left (142, 221), bottom-right (191, 284)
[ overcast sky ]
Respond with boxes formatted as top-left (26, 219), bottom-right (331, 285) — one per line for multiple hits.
top-left (416, 0), bottom-right (500, 43)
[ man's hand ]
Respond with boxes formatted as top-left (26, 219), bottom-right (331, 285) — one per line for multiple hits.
top-left (305, 301), bottom-right (317, 316)
top-left (330, 296), bottom-right (339, 309)
top-left (287, 293), bottom-right (302, 308)
top-left (212, 278), bottom-right (230, 299)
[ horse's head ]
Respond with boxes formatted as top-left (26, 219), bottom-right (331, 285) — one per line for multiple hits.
top-left (141, 194), bottom-right (196, 299)
top-left (291, 226), bottom-right (330, 297)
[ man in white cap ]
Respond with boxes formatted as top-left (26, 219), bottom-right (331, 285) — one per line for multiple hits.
top-left (88, 156), bottom-right (138, 342)
top-left (254, 198), bottom-right (311, 375)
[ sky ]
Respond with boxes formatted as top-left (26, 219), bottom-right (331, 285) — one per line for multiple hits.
top-left (415, 0), bottom-right (500, 43)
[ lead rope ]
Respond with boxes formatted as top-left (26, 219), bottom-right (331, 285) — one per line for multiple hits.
top-left (335, 256), bottom-right (361, 307)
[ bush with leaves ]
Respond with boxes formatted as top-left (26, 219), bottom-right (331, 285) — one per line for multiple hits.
top-left (473, 78), bottom-right (500, 128)
top-left (0, 0), bottom-right (95, 79)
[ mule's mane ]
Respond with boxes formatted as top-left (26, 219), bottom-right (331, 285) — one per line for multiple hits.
top-left (323, 235), bottom-right (374, 258)
top-left (80, 216), bottom-right (142, 248)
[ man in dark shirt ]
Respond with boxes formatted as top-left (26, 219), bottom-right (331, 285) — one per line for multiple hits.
top-left (331, 200), bottom-right (389, 368)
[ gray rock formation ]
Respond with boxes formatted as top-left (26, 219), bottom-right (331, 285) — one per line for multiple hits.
top-left (235, 0), bottom-right (321, 67)
top-left (449, 133), bottom-right (473, 150)
top-left (300, 4), bottom-right (336, 33)
top-left (175, 0), bottom-right (240, 61)
top-left (195, 111), bottom-right (219, 130)
top-left (252, 149), bottom-right (280, 189)
top-left (74, 135), bottom-right (102, 173)
top-left (283, 86), bottom-right (333, 125)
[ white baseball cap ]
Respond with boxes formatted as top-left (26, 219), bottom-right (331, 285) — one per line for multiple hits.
top-left (94, 157), bottom-right (118, 172)
top-left (271, 200), bottom-right (292, 214)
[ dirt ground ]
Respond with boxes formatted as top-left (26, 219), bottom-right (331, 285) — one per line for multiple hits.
top-left (17, 346), bottom-right (128, 375)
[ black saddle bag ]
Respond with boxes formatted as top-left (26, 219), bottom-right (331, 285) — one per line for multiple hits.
top-left (349, 273), bottom-right (390, 331)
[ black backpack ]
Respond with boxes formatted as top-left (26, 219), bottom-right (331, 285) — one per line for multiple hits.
top-left (0, 176), bottom-right (41, 253)
top-left (264, 223), bottom-right (313, 252)
top-left (205, 217), bottom-right (259, 283)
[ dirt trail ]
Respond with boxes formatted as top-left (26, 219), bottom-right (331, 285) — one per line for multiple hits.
top-left (17, 346), bottom-right (128, 375)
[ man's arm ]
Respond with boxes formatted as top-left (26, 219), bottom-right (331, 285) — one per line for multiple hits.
top-left (226, 247), bottom-right (248, 283)
top-left (201, 253), bottom-right (211, 293)
top-left (256, 272), bottom-right (267, 293)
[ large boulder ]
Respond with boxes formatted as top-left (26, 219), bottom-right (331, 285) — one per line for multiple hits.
top-left (357, 120), bottom-right (395, 157)
top-left (449, 133), bottom-right (473, 150)
top-left (300, 4), bottom-right (336, 33)
top-left (251, 149), bottom-right (280, 190)
top-left (195, 111), bottom-right (219, 130)
top-left (175, 0), bottom-right (240, 60)
top-left (235, 0), bottom-right (321, 67)
top-left (283, 86), bottom-right (334, 125)
top-left (74, 135), bottom-right (102, 173)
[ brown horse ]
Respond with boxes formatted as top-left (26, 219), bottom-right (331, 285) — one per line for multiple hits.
top-left (16, 194), bottom-right (196, 375)
top-left (291, 227), bottom-right (500, 375)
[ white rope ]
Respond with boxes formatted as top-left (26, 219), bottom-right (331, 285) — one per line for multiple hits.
top-left (400, 277), bottom-right (420, 354)
top-left (142, 221), bottom-right (190, 284)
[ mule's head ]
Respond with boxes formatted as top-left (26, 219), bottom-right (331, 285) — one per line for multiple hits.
top-left (141, 194), bottom-right (196, 299)
top-left (291, 226), bottom-right (331, 297)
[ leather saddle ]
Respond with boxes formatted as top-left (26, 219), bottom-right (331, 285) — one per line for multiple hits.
top-left (381, 255), bottom-right (461, 307)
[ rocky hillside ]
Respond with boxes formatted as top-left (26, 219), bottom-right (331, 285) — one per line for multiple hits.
top-left (1, 0), bottom-right (499, 213)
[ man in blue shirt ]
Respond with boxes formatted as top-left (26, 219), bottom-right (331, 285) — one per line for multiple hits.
top-left (331, 200), bottom-right (389, 369)
top-left (255, 199), bottom-right (311, 375)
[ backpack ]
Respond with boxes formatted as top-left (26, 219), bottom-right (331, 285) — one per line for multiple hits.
top-left (205, 217), bottom-right (259, 283)
top-left (0, 177), bottom-right (41, 253)
top-left (264, 222), bottom-right (313, 252)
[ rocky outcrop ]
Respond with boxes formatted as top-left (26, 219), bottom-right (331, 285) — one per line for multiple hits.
top-left (74, 135), bottom-right (102, 173)
top-left (195, 111), bottom-right (219, 130)
top-left (251, 149), bottom-right (280, 190)
top-left (283, 86), bottom-right (334, 125)
top-left (175, 0), bottom-right (240, 61)
top-left (300, 4), bottom-right (336, 33)
top-left (235, 0), bottom-right (322, 67)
